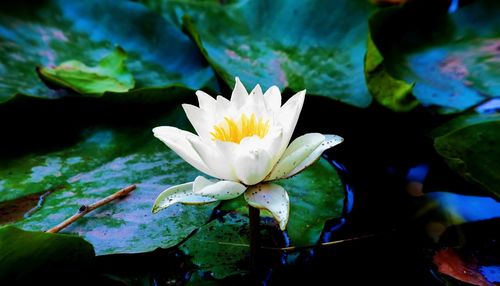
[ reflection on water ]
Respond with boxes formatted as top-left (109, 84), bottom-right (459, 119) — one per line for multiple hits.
top-left (448, 0), bottom-right (459, 13)
top-left (476, 98), bottom-right (500, 114)
top-left (426, 192), bottom-right (500, 225)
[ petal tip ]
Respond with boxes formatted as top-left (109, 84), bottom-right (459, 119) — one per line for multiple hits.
top-left (279, 220), bottom-right (288, 231)
top-left (152, 126), bottom-right (167, 137)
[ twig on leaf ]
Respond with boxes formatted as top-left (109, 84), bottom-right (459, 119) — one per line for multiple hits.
top-left (46, 184), bottom-right (137, 233)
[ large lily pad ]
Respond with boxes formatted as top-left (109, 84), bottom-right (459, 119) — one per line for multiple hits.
top-left (433, 114), bottom-right (500, 198)
top-left (0, 107), bottom-right (217, 255)
top-left (0, 0), bottom-right (213, 104)
top-left (368, 0), bottom-right (500, 113)
top-left (0, 225), bottom-right (94, 283)
top-left (141, 0), bottom-right (373, 108)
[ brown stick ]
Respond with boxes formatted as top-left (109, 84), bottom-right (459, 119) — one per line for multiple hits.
top-left (46, 184), bottom-right (136, 233)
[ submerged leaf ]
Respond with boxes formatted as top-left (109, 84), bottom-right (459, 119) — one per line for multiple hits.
top-left (37, 47), bottom-right (134, 95)
top-left (434, 248), bottom-right (491, 286)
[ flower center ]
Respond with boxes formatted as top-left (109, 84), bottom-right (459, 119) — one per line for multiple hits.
top-left (210, 113), bottom-right (270, 144)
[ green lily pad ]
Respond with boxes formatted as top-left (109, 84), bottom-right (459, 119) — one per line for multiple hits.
top-left (180, 213), bottom-right (250, 279)
top-left (433, 114), bottom-right (500, 198)
top-left (0, 225), bottom-right (94, 283)
top-left (37, 47), bottom-right (134, 95)
top-left (0, 0), bottom-right (214, 104)
top-left (220, 158), bottom-right (344, 247)
top-left (0, 107), bottom-right (217, 255)
top-left (368, 0), bottom-right (500, 113)
top-left (279, 158), bottom-right (344, 246)
top-left (141, 0), bottom-right (373, 108)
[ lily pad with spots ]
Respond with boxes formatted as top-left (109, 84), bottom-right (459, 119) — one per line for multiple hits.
top-left (0, 107), bottom-right (218, 255)
top-left (141, 0), bottom-right (373, 108)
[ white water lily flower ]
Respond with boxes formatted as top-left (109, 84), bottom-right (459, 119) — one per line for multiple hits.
top-left (152, 78), bottom-right (343, 230)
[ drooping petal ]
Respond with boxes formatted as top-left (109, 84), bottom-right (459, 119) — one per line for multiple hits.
top-left (267, 134), bottom-right (343, 180)
top-left (192, 176), bottom-right (247, 200)
top-left (233, 136), bottom-right (274, 185)
top-left (275, 90), bottom-right (306, 155)
top-left (230, 77), bottom-right (248, 109)
top-left (263, 86), bottom-right (282, 113)
top-left (195, 90), bottom-right (216, 114)
top-left (244, 183), bottom-right (290, 230)
top-left (152, 182), bottom-right (217, 213)
top-left (153, 126), bottom-right (215, 177)
top-left (182, 103), bottom-right (213, 141)
top-left (186, 136), bottom-right (237, 181)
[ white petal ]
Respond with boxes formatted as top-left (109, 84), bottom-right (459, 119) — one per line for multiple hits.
top-left (275, 90), bottom-right (306, 156)
top-left (262, 126), bottom-right (284, 162)
top-left (250, 84), bottom-right (263, 98)
top-left (193, 176), bottom-right (247, 200)
top-left (244, 183), bottom-right (290, 230)
top-left (186, 136), bottom-right (237, 181)
top-left (230, 77), bottom-right (248, 109)
top-left (268, 134), bottom-right (343, 180)
top-left (242, 84), bottom-right (267, 117)
top-left (195, 90), bottom-right (216, 114)
top-left (263, 86), bottom-right (281, 113)
top-left (214, 128), bottom-right (283, 182)
top-left (235, 84), bottom-right (267, 118)
top-left (182, 104), bottom-right (213, 141)
top-left (215, 95), bottom-right (234, 121)
top-left (152, 182), bottom-right (217, 213)
top-left (266, 133), bottom-right (325, 180)
top-left (153, 126), bottom-right (215, 177)
top-left (233, 136), bottom-right (274, 185)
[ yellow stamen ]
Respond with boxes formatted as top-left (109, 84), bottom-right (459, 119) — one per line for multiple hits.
top-left (211, 113), bottom-right (270, 144)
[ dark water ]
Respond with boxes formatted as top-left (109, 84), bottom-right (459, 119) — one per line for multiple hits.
top-left (1, 92), bottom-right (498, 285)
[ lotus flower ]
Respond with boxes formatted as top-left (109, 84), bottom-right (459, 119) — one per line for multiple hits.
top-left (152, 78), bottom-right (343, 230)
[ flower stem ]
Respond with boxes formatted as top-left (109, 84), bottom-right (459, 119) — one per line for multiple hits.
top-left (46, 184), bottom-right (136, 233)
top-left (249, 205), bottom-right (260, 279)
